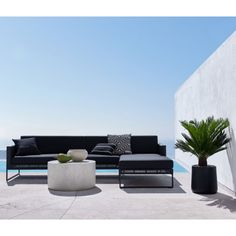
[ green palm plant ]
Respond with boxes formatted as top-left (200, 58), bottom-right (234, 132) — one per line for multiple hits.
top-left (175, 116), bottom-right (230, 166)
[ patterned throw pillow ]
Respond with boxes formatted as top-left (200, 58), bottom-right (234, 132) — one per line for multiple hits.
top-left (107, 134), bottom-right (132, 155)
top-left (91, 143), bottom-right (116, 155)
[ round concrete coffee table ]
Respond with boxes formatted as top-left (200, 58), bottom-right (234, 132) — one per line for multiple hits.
top-left (47, 160), bottom-right (96, 191)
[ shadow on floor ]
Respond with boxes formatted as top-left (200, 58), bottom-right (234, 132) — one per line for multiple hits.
top-left (123, 177), bottom-right (186, 194)
top-left (6, 174), bottom-right (186, 194)
top-left (97, 174), bottom-right (186, 194)
top-left (96, 175), bottom-right (119, 184)
top-left (7, 175), bottom-right (47, 186)
top-left (200, 192), bottom-right (236, 213)
top-left (7, 174), bottom-right (118, 186)
top-left (49, 186), bottom-right (102, 197)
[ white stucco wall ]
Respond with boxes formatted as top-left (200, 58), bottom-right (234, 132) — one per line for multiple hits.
top-left (175, 31), bottom-right (236, 193)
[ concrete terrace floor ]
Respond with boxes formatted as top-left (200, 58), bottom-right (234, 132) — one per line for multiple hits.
top-left (0, 172), bottom-right (236, 219)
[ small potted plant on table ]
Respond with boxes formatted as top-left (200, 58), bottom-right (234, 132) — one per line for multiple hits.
top-left (175, 116), bottom-right (230, 194)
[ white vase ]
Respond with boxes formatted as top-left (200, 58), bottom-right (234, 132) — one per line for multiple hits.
top-left (67, 149), bottom-right (88, 162)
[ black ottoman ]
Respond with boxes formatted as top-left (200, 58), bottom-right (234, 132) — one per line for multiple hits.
top-left (118, 154), bottom-right (174, 188)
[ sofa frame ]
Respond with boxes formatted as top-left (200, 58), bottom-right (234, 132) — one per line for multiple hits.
top-left (6, 135), bottom-right (168, 183)
top-left (118, 169), bottom-right (174, 188)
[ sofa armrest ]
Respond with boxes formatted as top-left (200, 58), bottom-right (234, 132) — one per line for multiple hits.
top-left (157, 145), bottom-right (166, 156)
top-left (7, 146), bottom-right (16, 167)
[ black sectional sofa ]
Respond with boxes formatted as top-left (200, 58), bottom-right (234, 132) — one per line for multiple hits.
top-left (6, 135), bottom-right (173, 187)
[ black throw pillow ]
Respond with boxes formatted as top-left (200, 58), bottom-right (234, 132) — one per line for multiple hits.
top-left (13, 138), bottom-right (41, 156)
top-left (96, 143), bottom-right (116, 149)
top-left (91, 143), bottom-right (116, 155)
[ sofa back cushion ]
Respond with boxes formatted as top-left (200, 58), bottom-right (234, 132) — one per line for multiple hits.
top-left (131, 136), bottom-right (158, 154)
top-left (21, 136), bottom-right (108, 154)
top-left (20, 135), bottom-right (159, 154)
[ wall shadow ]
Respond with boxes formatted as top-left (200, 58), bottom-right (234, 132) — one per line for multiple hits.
top-left (199, 192), bottom-right (236, 213)
top-left (226, 128), bottom-right (236, 192)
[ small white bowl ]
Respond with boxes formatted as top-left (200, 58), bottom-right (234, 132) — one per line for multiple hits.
top-left (67, 149), bottom-right (88, 162)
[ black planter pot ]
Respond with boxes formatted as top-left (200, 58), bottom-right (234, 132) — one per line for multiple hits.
top-left (191, 165), bottom-right (217, 194)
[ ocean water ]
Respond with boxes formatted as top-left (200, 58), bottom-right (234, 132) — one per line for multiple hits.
top-left (0, 150), bottom-right (5, 159)
top-left (0, 160), bottom-right (186, 174)
top-left (0, 160), bottom-right (186, 173)
top-left (162, 140), bottom-right (175, 158)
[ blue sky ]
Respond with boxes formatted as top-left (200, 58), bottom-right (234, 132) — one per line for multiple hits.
top-left (1, 17), bottom-right (236, 149)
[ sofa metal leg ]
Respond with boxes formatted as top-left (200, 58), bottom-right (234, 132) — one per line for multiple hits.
top-left (6, 169), bottom-right (20, 182)
top-left (119, 169), bottom-right (123, 188)
top-left (171, 172), bottom-right (174, 188)
top-left (118, 169), bottom-right (174, 188)
top-left (119, 169), bottom-right (121, 188)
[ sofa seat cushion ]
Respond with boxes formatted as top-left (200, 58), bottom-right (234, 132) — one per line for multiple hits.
top-left (12, 154), bottom-right (57, 165)
top-left (119, 154), bottom-right (173, 170)
top-left (87, 154), bottom-right (120, 165)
